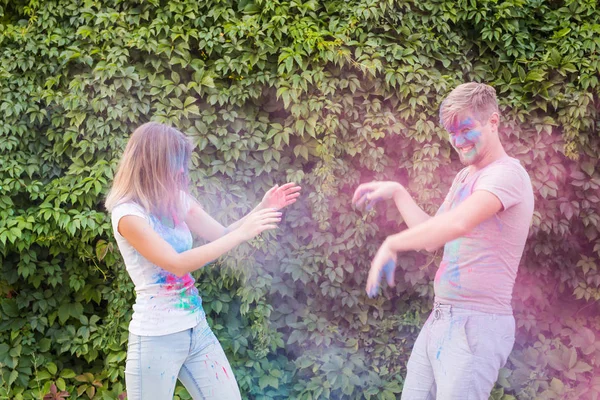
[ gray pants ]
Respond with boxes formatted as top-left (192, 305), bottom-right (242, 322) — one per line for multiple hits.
top-left (401, 303), bottom-right (515, 400)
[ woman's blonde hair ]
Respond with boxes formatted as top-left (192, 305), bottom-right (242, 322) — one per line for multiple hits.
top-left (439, 82), bottom-right (499, 130)
top-left (105, 122), bottom-right (192, 222)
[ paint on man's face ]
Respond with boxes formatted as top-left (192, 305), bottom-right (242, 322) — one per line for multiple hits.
top-left (448, 117), bottom-right (483, 165)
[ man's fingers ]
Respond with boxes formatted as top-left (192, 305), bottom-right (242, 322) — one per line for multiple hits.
top-left (355, 191), bottom-right (372, 207)
top-left (352, 183), bottom-right (379, 203)
top-left (383, 260), bottom-right (396, 287)
top-left (352, 186), bottom-right (365, 203)
top-left (352, 188), bottom-right (365, 204)
top-left (365, 196), bottom-right (381, 211)
top-left (366, 257), bottom-right (395, 298)
top-left (366, 275), bottom-right (380, 298)
top-left (365, 264), bottom-right (382, 298)
top-left (352, 188), bottom-right (366, 205)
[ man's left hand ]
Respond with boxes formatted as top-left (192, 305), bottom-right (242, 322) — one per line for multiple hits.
top-left (366, 240), bottom-right (398, 297)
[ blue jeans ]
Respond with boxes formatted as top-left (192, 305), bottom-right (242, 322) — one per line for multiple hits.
top-left (125, 318), bottom-right (241, 400)
top-left (401, 303), bottom-right (515, 400)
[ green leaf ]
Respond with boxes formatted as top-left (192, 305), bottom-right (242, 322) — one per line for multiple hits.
top-left (57, 304), bottom-right (71, 324)
top-left (526, 70), bottom-right (545, 82)
top-left (60, 369), bottom-right (76, 379)
top-left (39, 338), bottom-right (52, 353)
top-left (47, 362), bottom-right (57, 375)
top-left (554, 27), bottom-right (571, 38)
top-left (56, 377), bottom-right (66, 391)
top-left (8, 370), bottom-right (18, 386)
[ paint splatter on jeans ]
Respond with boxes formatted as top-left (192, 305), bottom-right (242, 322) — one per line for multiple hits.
top-left (401, 303), bottom-right (515, 400)
top-left (125, 318), bottom-right (241, 400)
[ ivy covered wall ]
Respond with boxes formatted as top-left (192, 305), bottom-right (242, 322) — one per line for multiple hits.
top-left (1, 0), bottom-right (599, 399)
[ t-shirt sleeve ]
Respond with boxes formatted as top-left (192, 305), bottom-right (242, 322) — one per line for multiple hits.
top-left (111, 203), bottom-right (149, 239)
top-left (181, 191), bottom-right (195, 216)
top-left (474, 163), bottom-right (526, 211)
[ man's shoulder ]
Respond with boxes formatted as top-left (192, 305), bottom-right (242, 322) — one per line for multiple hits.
top-left (453, 167), bottom-right (471, 182)
top-left (484, 157), bottom-right (530, 179)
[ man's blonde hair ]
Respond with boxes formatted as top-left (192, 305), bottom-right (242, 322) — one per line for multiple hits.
top-left (439, 82), bottom-right (499, 130)
top-left (105, 122), bottom-right (192, 221)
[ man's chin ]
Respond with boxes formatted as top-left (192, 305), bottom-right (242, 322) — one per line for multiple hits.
top-left (459, 155), bottom-right (477, 166)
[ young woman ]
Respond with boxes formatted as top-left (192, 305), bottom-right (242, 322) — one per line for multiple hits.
top-left (105, 122), bottom-right (301, 399)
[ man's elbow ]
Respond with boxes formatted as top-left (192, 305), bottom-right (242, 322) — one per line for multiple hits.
top-left (424, 221), bottom-right (469, 253)
top-left (454, 220), bottom-right (471, 237)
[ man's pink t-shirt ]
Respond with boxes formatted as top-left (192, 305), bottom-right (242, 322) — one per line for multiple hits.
top-left (434, 156), bottom-right (535, 315)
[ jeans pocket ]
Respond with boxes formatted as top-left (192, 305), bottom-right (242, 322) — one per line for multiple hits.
top-left (502, 317), bottom-right (516, 343)
top-left (193, 325), bottom-right (218, 354)
top-left (461, 316), bottom-right (479, 355)
top-left (126, 333), bottom-right (140, 360)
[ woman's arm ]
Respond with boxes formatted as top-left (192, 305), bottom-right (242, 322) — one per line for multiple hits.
top-left (118, 208), bottom-right (282, 277)
top-left (185, 183), bottom-right (301, 241)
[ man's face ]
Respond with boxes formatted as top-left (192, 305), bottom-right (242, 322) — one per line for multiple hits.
top-left (447, 114), bottom-right (492, 166)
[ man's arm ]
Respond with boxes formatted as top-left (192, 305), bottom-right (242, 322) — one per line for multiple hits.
top-left (392, 186), bottom-right (433, 228)
top-left (366, 190), bottom-right (503, 293)
top-left (353, 181), bottom-right (432, 229)
top-left (386, 190), bottom-right (503, 253)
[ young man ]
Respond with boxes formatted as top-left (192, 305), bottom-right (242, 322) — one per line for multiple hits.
top-left (353, 83), bottom-right (534, 399)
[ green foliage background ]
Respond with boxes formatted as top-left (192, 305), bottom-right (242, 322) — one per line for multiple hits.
top-left (1, 0), bottom-right (600, 399)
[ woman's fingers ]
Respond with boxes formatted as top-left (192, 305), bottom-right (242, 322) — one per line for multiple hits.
top-left (278, 182), bottom-right (298, 191)
top-left (283, 186), bottom-right (302, 195)
top-left (264, 185), bottom-right (278, 197)
top-left (285, 192), bottom-right (301, 201)
top-left (257, 208), bottom-right (283, 218)
top-left (259, 224), bottom-right (278, 233)
top-left (260, 217), bottom-right (282, 225)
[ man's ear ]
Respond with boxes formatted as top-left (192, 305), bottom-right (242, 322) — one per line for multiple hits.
top-left (489, 112), bottom-right (500, 130)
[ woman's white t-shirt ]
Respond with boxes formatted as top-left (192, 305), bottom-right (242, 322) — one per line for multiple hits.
top-left (111, 198), bottom-right (205, 336)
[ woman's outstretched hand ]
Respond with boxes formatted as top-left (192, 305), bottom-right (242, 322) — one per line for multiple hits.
top-left (235, 209), bottom-right (282, 241)
top-left (261, 182), bottom-right (301, 210)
